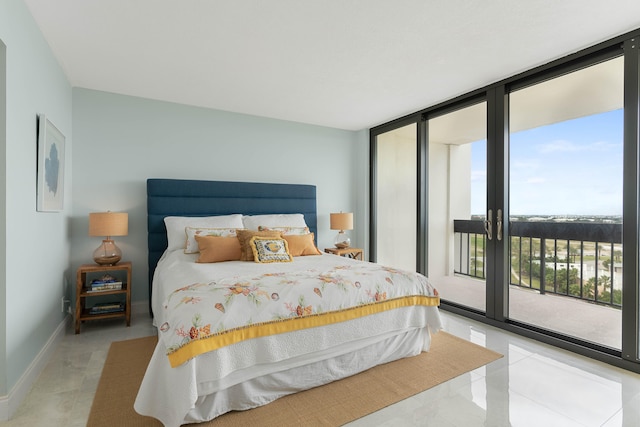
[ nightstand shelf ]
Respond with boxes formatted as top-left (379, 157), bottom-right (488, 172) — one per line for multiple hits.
top-left (324, 247), bottom-right (364, 261)
top-left (75, 262), bottom-right (132, 334)
top-left (80, 307), bottom-right (126, 320)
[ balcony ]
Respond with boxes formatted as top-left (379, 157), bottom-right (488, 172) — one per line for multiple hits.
top-left (440, 219), bottom-right (622, 349)
top-left (374, 57), bottom-right (627, 351)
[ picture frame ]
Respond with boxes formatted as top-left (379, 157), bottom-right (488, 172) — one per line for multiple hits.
top-left (36, 114), bottom-right (65, 212)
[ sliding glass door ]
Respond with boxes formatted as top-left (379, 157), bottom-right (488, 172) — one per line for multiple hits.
top-left (428, 102), bottom-right (487, 312)
top-left (371, 32), bottom-right (640, 370)
top-left (507, 56), bottom-right (624, 349)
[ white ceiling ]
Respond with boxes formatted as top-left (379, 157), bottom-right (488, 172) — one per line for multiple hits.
top-left (23, 0), bottom-right (640, 131)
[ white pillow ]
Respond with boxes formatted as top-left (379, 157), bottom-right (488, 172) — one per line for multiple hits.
top-left (242, 214), bottom-right (308, 231)
top-left (164, 214), bottom-right (244, 252)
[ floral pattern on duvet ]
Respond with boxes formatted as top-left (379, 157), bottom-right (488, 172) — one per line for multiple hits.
top-left (159, 263), bottom-right (439, 362)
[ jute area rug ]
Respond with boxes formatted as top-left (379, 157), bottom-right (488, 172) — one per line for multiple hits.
top-left (88, 332), bottom-right (502, 426)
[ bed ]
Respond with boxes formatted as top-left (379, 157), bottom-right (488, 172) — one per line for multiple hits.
top-left (134, 178), bottom-right (442, 426)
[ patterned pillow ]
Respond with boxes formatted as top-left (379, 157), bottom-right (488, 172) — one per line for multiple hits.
top-left (164, 214), bottom-right (244, 251)
top-left (258, 226), bottom-right (310, 235)
top-left (184, 227), bottom-right (240, 254)
top-left (236, 229), bottom-right (283, 261)
top-left (250, 237), bottom-right (292, 263)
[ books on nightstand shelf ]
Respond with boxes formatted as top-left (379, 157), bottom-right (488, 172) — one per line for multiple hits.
top-left (86, 275), bottom-right (123, 293)
top-left (89, 302), bottom-right (125, 315)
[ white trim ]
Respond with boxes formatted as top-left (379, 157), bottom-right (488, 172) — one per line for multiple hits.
top-left (0, 315), bottom-right (69, 421)
top-left (0, 393), bottom-right (6, 421)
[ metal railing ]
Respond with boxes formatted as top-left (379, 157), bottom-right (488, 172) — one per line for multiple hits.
top-left (453, 220), bottom-right (623, 308)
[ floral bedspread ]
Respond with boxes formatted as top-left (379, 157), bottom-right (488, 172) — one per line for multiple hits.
top-left (159, 262), bottom-right (440, 367)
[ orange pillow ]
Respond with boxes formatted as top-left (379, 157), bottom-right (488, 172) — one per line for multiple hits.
top-left (194, 235), bottom-right (241, 263)
top-left (283, 233), bottom-right (322, 256)
top-left (236, 229), bottom-right (283, 261)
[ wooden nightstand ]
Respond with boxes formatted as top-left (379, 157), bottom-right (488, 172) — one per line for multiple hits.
top-left (75, 261), bottom-right (132, 334)
top-left (324, 247), bottom-right (364, 261)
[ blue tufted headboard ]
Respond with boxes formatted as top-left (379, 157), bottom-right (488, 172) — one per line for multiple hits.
top-left (147, 178), bottom-right (318, 314)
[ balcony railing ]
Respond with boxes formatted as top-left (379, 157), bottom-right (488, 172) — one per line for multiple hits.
top-left (453, 220), bottom-right (623, 308)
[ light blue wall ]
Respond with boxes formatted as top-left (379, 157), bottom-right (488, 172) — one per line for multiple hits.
top-left (71, 88), bottom-right (367, 306)
top-left (0, 0), bottom-right (73, 396)
top-left (0, 0), bottom-right (369, 409)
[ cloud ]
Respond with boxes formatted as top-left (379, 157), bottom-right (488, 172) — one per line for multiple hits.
top-left (537, 139), bottom-right (580, 153)
top-left (537, 139), bottom-right (620, 154)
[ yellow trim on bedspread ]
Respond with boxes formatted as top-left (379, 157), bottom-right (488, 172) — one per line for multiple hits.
top-left (167, 294), bottom-right (439, 367)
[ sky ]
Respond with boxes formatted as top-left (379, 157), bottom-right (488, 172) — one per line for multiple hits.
top-left (471, 109), bottom-right (624, 216)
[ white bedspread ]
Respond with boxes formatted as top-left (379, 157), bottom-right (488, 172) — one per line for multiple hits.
top-left (135, 251), bottom-right (442, 426)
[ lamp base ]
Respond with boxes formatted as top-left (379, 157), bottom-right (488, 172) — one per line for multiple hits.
top-left (93, 239), bottom-right (122, 265)
top-left (334, 231), bottom-right (351, 249)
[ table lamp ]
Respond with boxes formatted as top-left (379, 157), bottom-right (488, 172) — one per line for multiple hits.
top-left (330, 212), bottom-right (353, 249)
top-left (89, 211), bottom-right (128, 265)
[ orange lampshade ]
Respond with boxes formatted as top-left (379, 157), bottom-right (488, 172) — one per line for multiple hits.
top-left (89, 212), bottom-right (128, 237)
top-left (330, 212), bottom-right (353, 231)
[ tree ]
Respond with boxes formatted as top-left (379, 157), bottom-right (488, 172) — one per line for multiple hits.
top-left (614, 250), bottom-right (622, 262)
top-left (548, 267), bottom-right (579, 293)
top-left (596, 275), bottom-right (611, 291)
top-left (584, 277), bottom-right (596, 299)
top-left (569, 246), bottom-right (579, 264)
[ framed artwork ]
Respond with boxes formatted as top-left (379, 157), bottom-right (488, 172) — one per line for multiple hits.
top-left (36, 114), bottom-right (65, 212)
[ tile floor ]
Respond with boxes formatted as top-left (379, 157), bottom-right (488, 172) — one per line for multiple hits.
top-left (0, 314), bottom-right (156, 427)
top-left (2, 310), bottom-right (640, 427)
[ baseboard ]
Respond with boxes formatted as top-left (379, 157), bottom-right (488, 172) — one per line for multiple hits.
top-left (0, 392), bottom-right (6, 421)
top-left (0, 314), bottom-right (69, 421)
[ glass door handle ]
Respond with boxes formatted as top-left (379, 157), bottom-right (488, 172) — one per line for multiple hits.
top-left (497, 209), bottom-right (503, 241)
top-left (484, 209), bottom-right (493, 241)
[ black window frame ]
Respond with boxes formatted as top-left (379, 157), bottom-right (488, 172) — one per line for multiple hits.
top-left (369, 28), bottom-right (640, 373)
